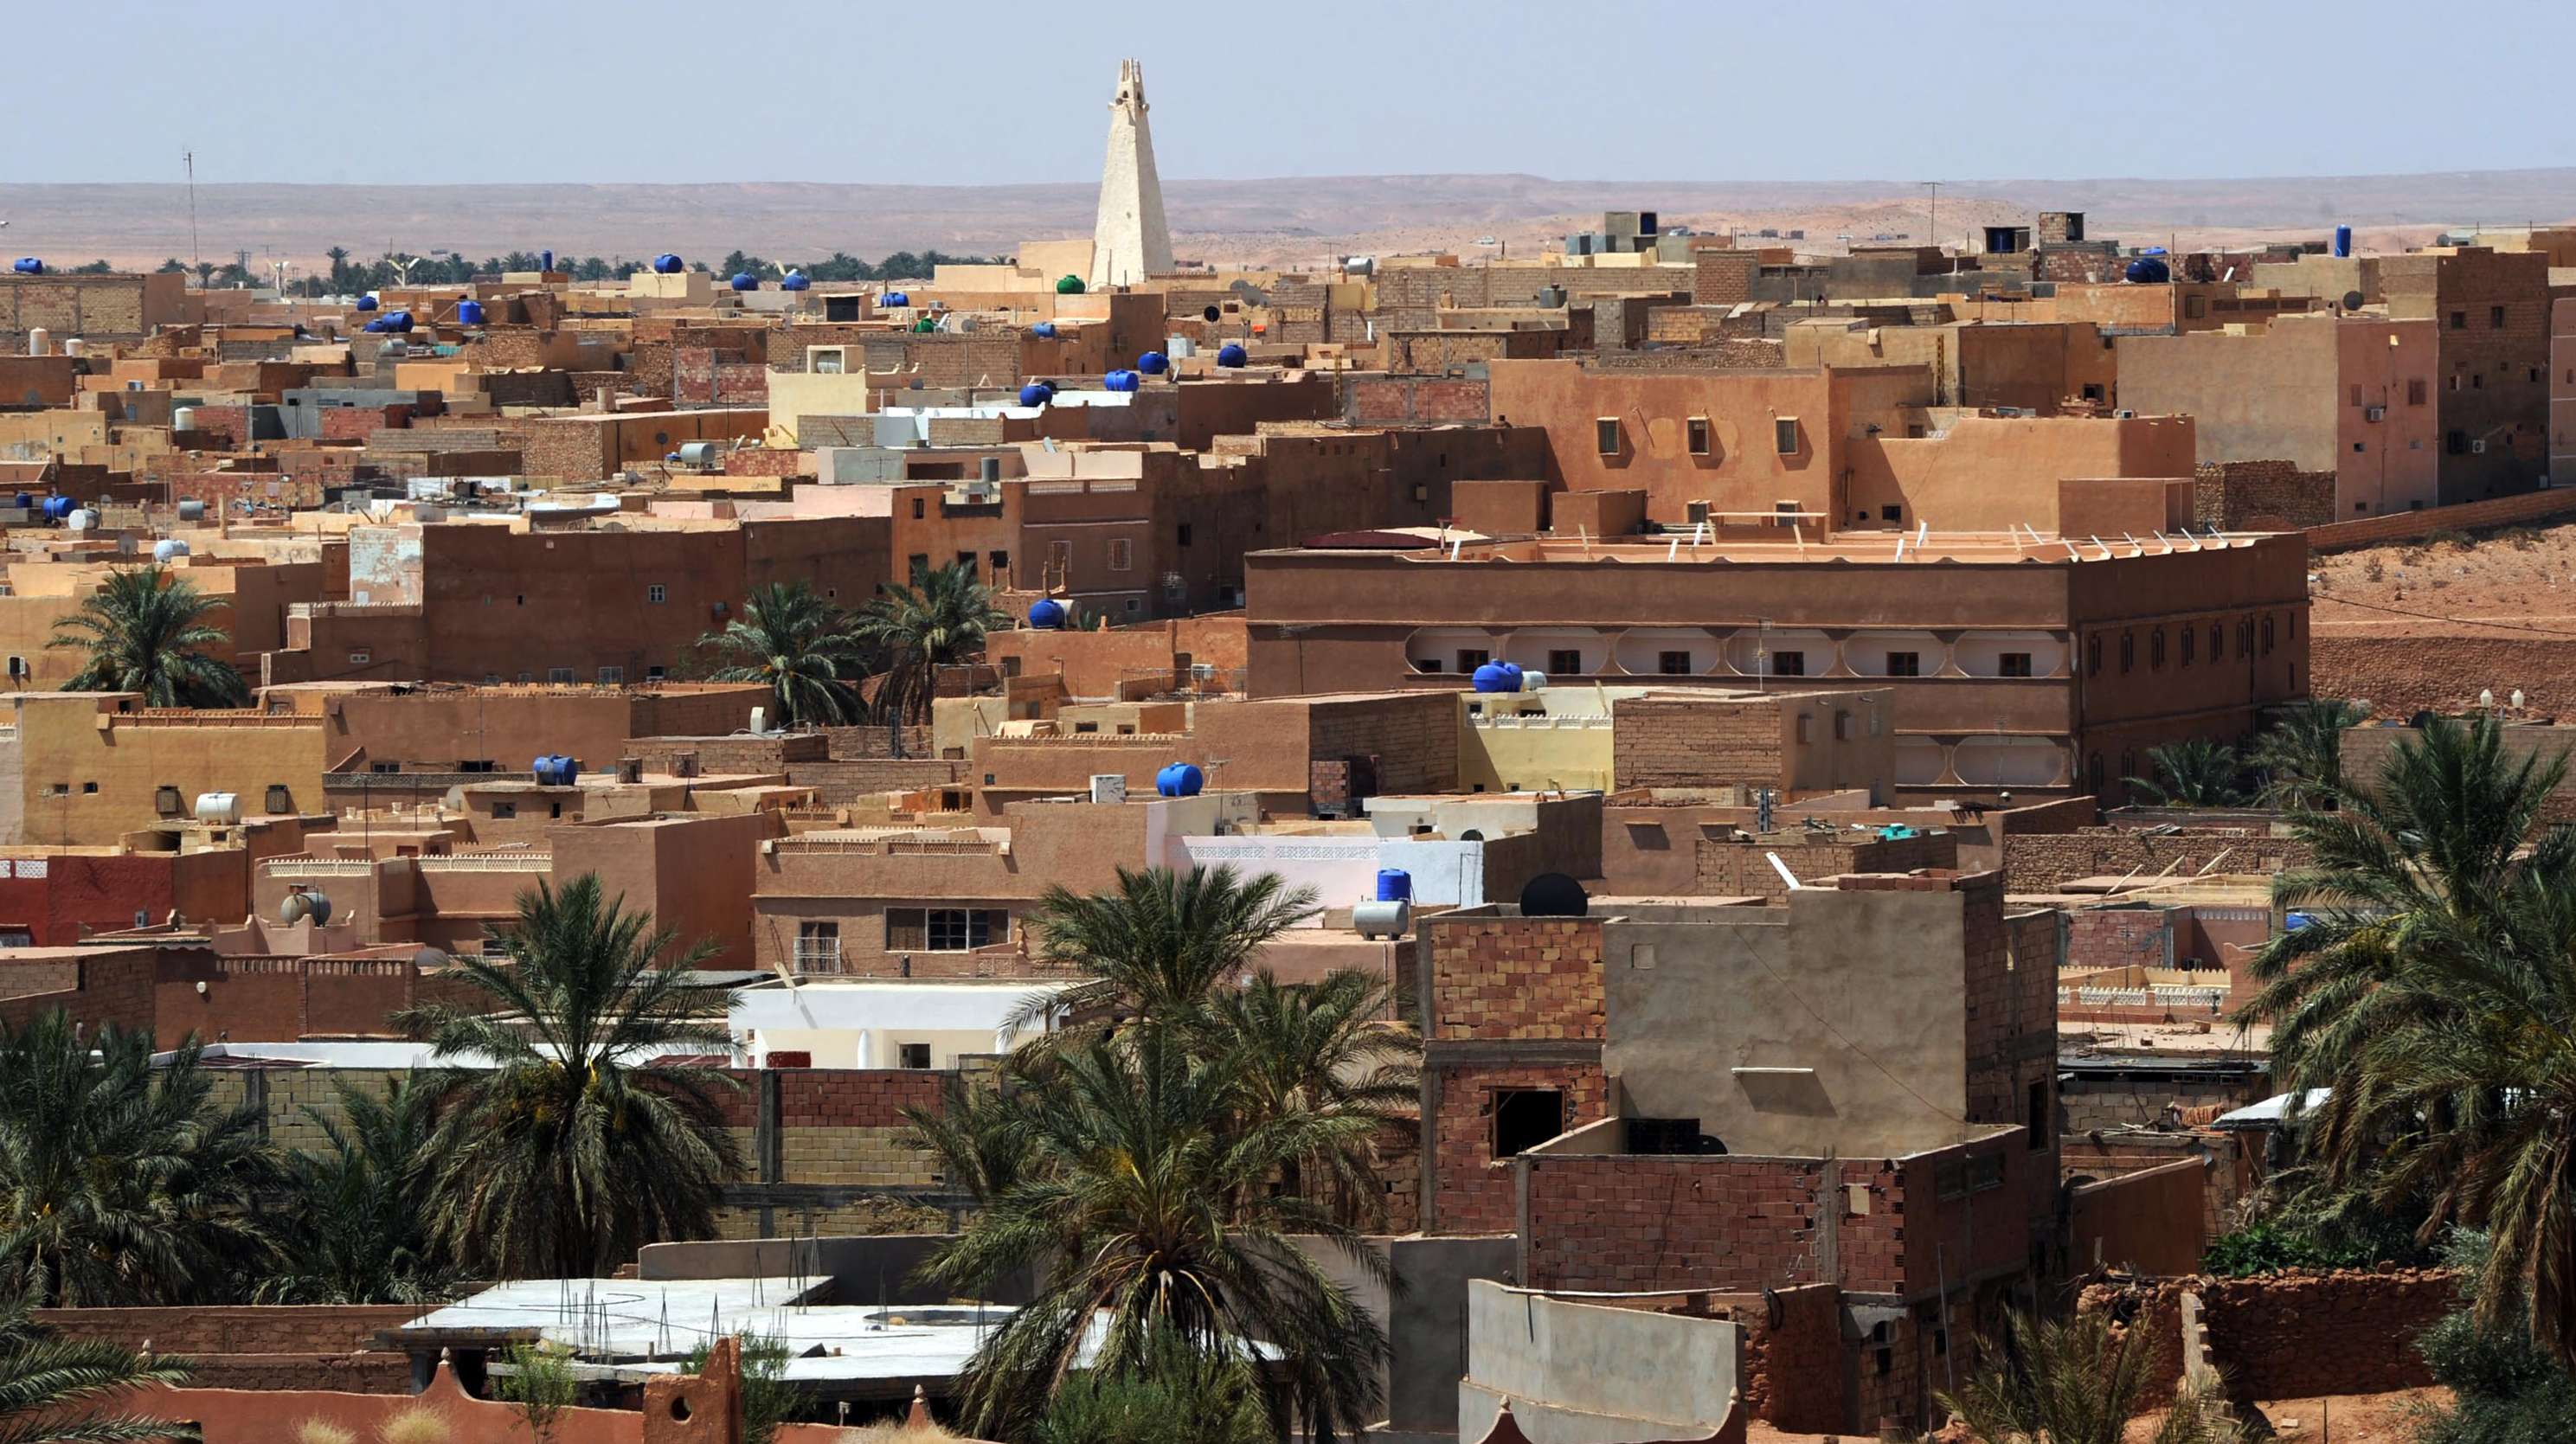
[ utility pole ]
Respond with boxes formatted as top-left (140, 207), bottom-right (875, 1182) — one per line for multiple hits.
top-left (184, 151), bottom-right (200, 274)
top-left (1922, 181), bottom-right (1939, 254)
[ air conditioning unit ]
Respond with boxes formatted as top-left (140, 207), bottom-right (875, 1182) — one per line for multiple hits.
top-left (2364, 406), bottom-right (2386, 421)
top-left (2473, 439), bottom-right (2489, 453)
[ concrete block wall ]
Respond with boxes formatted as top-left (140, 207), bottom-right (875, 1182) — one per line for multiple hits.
top-left (1612, 696), bottom-right (1781, 790)
top-left (1519, 1154), bottom-right (1905, 1293)
top-left (1427, 916), bottom-right (1605, 1042)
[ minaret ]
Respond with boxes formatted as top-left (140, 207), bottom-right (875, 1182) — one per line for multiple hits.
top-left (1090, 60), bottom-right (1173, 290)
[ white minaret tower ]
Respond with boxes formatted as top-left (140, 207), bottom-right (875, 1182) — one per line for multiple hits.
top-left (1090, 60), bottom-right (1173, 290)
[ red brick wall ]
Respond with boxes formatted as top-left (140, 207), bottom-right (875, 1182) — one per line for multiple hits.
top-left (2082, 1268), bottom-right (2456, 1402)
top-left (2307, 484), bottom-right (2576, 551)
top-left (1430, 1062), bottom-right (1604, 1235)
top-left (772, 1069), bottom-right (946, 1128)
top-left (36, 1306), bottom-right (419, 1354)
top-left (1426, 916), bottom-right (1604, 1042)
top-left (1522, 1153), bottom-right (1901, 1293)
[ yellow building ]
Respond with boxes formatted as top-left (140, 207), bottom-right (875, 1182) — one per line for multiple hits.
top-left (0, 693), bottom-right (330, 845)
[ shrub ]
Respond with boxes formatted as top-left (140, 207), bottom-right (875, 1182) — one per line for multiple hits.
top-left (2428, 527), bottom-right (2474, 549)
top-left (379, 1407), bottom-right (453, 1444)
top-left (2364, 557), bottom-right (2386, 581)
top-left (296, 1421), bottom-right (357, 1444)
top-left (498, 1341), bottom-right (579, 1444)
top-left (840, 1423), bottom-right (954, 1444)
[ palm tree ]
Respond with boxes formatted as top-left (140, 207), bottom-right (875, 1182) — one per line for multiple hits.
top-left (0, 1012), bottom-right (279, 1306)
top-left (921, 1030), bottom-right (1390, 1443)
top-left (2252, 699), bottom-right (2369, 810)
top-left (1940, 1308), bottom-right (2234, 1444)
top-left (0, 1291), bottom-right (199, 1444)
top-left (398, 874), bottom-right (747, 1279)
top-left (2124, 737), bottom-right (2245, 806)
top-left (2242, 716), bottom-right (2576, 1120)
top-left (258, 1074), bottom-right (462, 1305)
top-left (853, 560), bottom-right (1004, 757)
top-left (1200, 969), bottom-right (1419, 1226)
top-left (49, 565), bottom-right (247, 708)
top-left (903, 1067), bottom-right (1037, 1209)
top-left (696, 580), bottom-right (872, 728)
top-left (1006, 865), bottom-right (1320, 1038)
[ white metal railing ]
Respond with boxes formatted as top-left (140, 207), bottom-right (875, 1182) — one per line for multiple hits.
top-left (419, 854), bottom-right (553, 872)
top-left (264, 859), bottom-right (377, 878)
top-left (793, 942), bottom-right (842, 972)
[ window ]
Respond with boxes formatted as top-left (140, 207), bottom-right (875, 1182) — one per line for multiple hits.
top-left (1413, 658), bottom-right (1443, 674)
top-left (2088, 752), bottom-right (2105, 793)
top-left (1176, 523), bottom-right (1192, 547)
top-left (598, 666), bottom-right (624, 684)
top-left (2150, 630), bottom-right (2166, 669)
top-left (2209, 622), bottom-right (2224, 659)
top-left (646, 666), bottom-right (666, 682)
top-left (1594, 418), bottom-right (1621, 455)
top-left (2354, 441), bottom-right (2367, 452)
top-left (1657, 650), bottom-right (1693, 676)
top-left (2181, 627), bottom-right (2195, 665)
top-left (2449, 430), bottom-right (2470, 454)
top-left (885, 908), bottom-right (1006, 951)
top-left (2183, 294), bottom-right (2207, 319)
top-left (154, 786), bottom-right (182, 816)
top-left (2261, 615), bottom-right (2276, 655)
top-left (491, 802), bottom-right (517, 819)
top-left (2118, 633), bottom-right (2135, 673)
top-left (1107, 538), bottom-right (1132, 571)
top-left (813, 348), bottom-right (845, 374)
top-left (548, 667), bottom-right (575, 684)
top-left (2086, 636), bottom-right (2102, 676)
top-left (1492, 1088), bottom-right (1564, 1158)
top-left (78, 780), bottom-right (95, 794)
top-left (1770, 650), bottom-right (1805, 677)
top-left (459, 760), bottom-right (497, 773)
top-left (1885, 651), bottom-right (1919, 677)
top-left (1546, 649), bottom-right (1581, 675)
top-left (1456, 648), bottom-right (1488, 672)
top-left (1999, 651), bottom-right (2033, 677)
top-left (647, 585), bottom-right (666, 604)
top-left (2408, 377), bottom-right (2427, 406)
top-left (371, 761), bottom-right (401, 774)
top-left (2493, 305), bottom-right (2509, 328)
top-left (2451, 310), bottom-right (2467, 330)
top-left (2473, 372), bottom-right (2484, 389)
top-left (795, 921), bottom-right (840, 970)
top-left (1795, 713), bottom-right (1814, 744)
top-left (3, 657), bottom-right (22, 682)
top-left (1773, 418), bottom-right (1799, 454)
top-left (896, 1043), bottom-right (932, 1069)
top-left (910, 497), bottom-right (926, 519)
top-left (1686, 417), bottom-right (1711, 455)
top-left (2350, 384), bottom-right (2363, 408)
top-left (264, 785), bottom-right (290, 813)
top-left (348, 649), bottom-right (371, 666)
top-left (1834, 709), bottom-right (1852, 741)
top-left (1881, 505), bottom-right (1903, 523)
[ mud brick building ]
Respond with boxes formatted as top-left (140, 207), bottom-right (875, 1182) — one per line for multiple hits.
top-left (1415, 870), bottom-right (2060, 1434)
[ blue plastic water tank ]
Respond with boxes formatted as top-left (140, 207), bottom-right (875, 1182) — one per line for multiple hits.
top-left (10, 259), bottom-right (42, 276)
top-left (1376, 869), bottom-right (1412, 903)
top-left (1472, 661), bottom-right (1519, 693)
top-left (539, 249), bottom-right (555, 273)
top-left (1028, 598), bottom-right (1067, 630)
top-left (385, 311), bottom-right (415, 332)
top-left (1031, 320), bottom-right (1057, 338)
top-left (456, 299), bottom-right (485, 326)
top-left (532, 754), bottom-right (580, 786)
top-left (354, 295), bottom-right (380, 312)
top-left (41, 497), bottom-right (73, 522)
top-left (9, 494), bottom-right (27, 512)
top-left (881, 291), bottom-right (909, 307)
top-left (1018, 382), bottom-right (1055, 408)
top-left (1155, 762), bottom-right (1205, 797)
top-left (2333, 225), bottom-right (2353, 259)
top-left (1136, 350), bottom-right (1169, 375)
top-left (2123, 256), bottom-right (2170, 285)
top-left (652, 254), bottom-right (684, 274)
top-left (729, 273), bottom-right (757, 292)
top-left (780, 271), bottom-right (810, 292)
top-left (1216, 343), bottom-right (1249, 368)
top-left (1102, 369), bottom-right (1141, 392)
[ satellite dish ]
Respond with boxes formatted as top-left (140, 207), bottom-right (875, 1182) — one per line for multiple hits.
top-left (2342, 290), bottom-right (2366, 311)
top-left (1519, 872), bottom-right (1590, 918)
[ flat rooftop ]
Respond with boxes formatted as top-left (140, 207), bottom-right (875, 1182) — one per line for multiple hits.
top-left (1283, 529), bottom-right (2284, 566)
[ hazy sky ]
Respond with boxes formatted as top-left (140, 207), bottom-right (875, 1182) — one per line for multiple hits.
top-left (11, 0), bottom-right (2576, 187)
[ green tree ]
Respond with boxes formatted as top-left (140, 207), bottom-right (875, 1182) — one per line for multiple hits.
top-left (921, 1030), bottom-right (1389, 1442)
top-left (696, 581), bottom-right (871, 728)
top-left (1031, 1327), bottom-right (1270, 1444)
top-left (1199, 968), bottom-right (1418, 1226)
top-left (400, 875), bottom-right (746, 1278)
top-left (1009, 865), bottom-right (1320, 1037)
top-left (49, 565), bottom-right (249, 708)
top-left (852, 561), bottom-right (1004, 757)
top-left (258, 1074), bottom-right (462, 1305)
top-left (684, 1334), bottom-right (790, 1444)
top-left (498, 1341), bottom-right (579, 1444)
top-left (0, 1013), bottom-right (279, 1306)
top-left (0, 1291), bottom-right (199, 1444)
top-left (902, 1069), bottom-right (1036, 1209)
top-left (2124, 736), bottom-right (2244, 806)
top-left (1941, 1309), bottom-right (2233, 1444)
top-left (154, 259), bottom-right (185, 274)
top-left (2252, 698), bottom-right (2368, 810)
top-left (2414, 1231), bottom-right (2576, 1444)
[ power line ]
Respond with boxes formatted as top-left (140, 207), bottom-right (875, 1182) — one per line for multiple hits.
top-left (2317, 592), bottom-right (2576, 640)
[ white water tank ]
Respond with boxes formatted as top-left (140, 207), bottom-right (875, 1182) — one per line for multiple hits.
top-left (152, 539), bottom-right (190, 563)
top-left (25, 329), bottom-right (48, 357)
top-left (1353, 898), bottom-right (1412, 940)
top-left (194, 792), bottom-right (240, 825)
top-left (67, 509), bottom-right (99, 531)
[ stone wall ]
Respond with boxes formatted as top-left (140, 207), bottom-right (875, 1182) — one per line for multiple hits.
top-left (2002, 825), bottom-right (2309, 893)
top-left (2080, 1268), bottom-right (2457, 1402)
top-left (2194, 459), bottom-right (2336, 530)
top-left (2307, 483), bottom-right (2576, 552)
top-left (35, 1305), bottom-right (419, 1354)
top-left (2311, 635), bottom-right (2576, 721)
